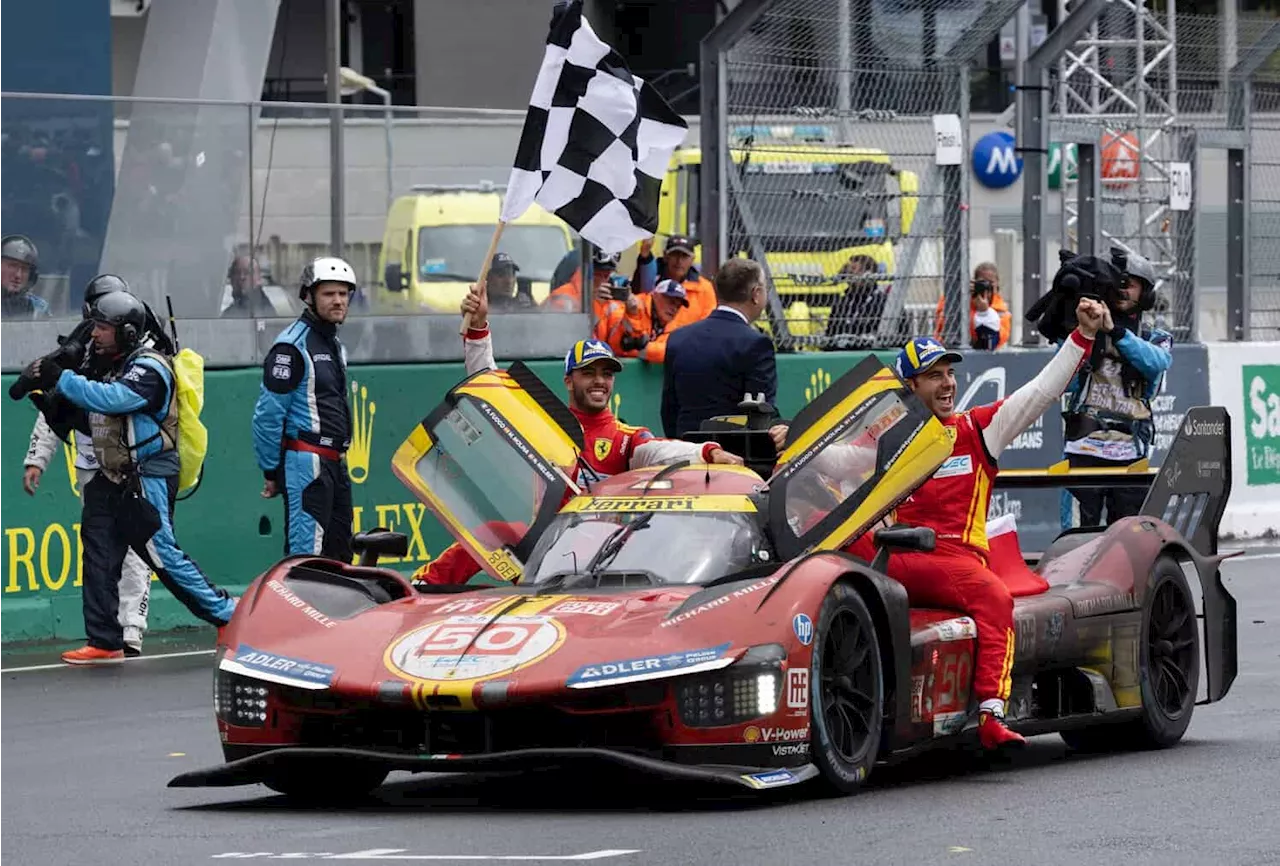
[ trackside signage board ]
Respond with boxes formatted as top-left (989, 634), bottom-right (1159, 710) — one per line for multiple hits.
top-left (1206, 343), bottom-right (1280, 539)
top-left (0, 344), bottom-right (1210, 644)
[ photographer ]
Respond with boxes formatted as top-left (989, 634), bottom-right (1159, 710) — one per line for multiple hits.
top-left (1060, 248), bottom-right (1172, 526)
top-left (597, 277), bottom-right (693, 363)
top-left (934, 262), bottom-right (1010, 350)
top-left (19, 275), bottom-right (153, 656)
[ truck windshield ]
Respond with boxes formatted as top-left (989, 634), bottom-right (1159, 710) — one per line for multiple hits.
top-left (418, 225), bottom-right (571, 282)
top-left (738, 160), bottom-right (894, 254)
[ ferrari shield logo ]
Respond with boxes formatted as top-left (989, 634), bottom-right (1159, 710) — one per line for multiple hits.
top-left (593, 438), bottom-right (612, 462)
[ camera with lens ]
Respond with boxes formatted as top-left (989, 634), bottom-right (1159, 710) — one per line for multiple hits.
top-left (607, 273), bottom-right (632, 301)
top-left (972, 279), bottom-right (994, 298)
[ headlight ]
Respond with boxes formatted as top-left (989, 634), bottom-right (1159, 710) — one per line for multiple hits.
top-left (676, 644), bottom-right (784, 728)
top-left (215, 669), bottom-right (271, 727)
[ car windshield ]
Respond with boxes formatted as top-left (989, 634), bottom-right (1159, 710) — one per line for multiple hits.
top-left (740, 160), bottom-right (893, 254)
top-left (523, 511), bottom-right (772, 587)
top-left (418, 225), bottom-right (570, 282)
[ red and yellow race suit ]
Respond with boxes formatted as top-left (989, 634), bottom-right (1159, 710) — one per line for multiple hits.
top-left (844, 329), bottom-right (1095, 710)
top-left (412, 325), bottom-right (724, 585)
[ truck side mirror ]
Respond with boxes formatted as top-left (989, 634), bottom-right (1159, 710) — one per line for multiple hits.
top-left (384, 262), bottom-right (408, 292)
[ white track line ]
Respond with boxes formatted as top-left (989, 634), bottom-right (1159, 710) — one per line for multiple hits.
top-left (1, 648), bottom-right (214, 673)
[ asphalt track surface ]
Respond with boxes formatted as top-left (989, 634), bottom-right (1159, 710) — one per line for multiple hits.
top-left (4, 553), bottom-right (1280, 866)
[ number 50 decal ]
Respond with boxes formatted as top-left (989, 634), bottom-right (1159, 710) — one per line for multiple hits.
top-left (937, 651), bottom-right (972, 713)
top-left (387, 615), bottom-right (566, 683)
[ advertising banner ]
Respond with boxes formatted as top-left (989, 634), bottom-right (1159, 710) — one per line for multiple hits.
top-left (1206, 343), bottom-right (1280, 539)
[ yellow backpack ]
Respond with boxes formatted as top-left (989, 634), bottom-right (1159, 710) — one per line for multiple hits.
top-left (171, 347), bottom-right (209, 497)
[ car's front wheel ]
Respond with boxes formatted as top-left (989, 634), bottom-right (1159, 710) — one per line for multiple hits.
top-left (1062, 554), bottom-right (1200, 752)
top-left (808, 581), bottom-right (884, 795)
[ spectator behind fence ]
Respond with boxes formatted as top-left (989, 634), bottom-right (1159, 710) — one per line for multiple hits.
top-left (633, 235), bottom-right (716, 320)
top-left (661, 259), bottom-right (777, 438)
top-left (487, 252), bottom-right (535, 311)
top-left (598, 278), bottom-right (696, 363)
top-left (934, 261), bottom-right (1011, 350)
top-left (2, 235), bottom-right (50, 320)
top-left (825, 253), bottom-right (889, 348)
top-left (220, 255), bottom-right (295, 318)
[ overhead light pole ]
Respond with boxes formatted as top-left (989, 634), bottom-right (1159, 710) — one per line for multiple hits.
top-left (340, 66), bottom-right (395, 215)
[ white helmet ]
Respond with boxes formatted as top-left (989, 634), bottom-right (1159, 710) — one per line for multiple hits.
top-left (299, 256), bottom-right (358, 301)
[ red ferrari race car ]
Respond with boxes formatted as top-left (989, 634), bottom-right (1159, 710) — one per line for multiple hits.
top-left (170, 357), bottom-right (1238, 801)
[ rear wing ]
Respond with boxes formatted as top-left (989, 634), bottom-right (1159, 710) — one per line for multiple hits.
top-left (995, 406), bottom-right (1233, 558)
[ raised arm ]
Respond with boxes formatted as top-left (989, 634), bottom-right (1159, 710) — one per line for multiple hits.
top-left (980, 328), bottom-right (1095, 459)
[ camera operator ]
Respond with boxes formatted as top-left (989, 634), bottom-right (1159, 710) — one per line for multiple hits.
top-left (1055, 248), bottom-right (1172, 527)
top-left (935, 263), bottom-right (1010, 350)
top-left (21, 275), bottom-right (153, 656)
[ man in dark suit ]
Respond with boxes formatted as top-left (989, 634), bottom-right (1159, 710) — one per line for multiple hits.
top-left (661, 258), bottom-right (778, 438)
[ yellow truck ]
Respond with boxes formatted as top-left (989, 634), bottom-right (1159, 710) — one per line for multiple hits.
top-left (654, 134), bottom-right (919, 336)
top-left (374, 183), bottom-right (575, 314)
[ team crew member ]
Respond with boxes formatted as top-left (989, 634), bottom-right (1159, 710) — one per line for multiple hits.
top-left (252, 258), bottom-right (358, 560)
top-left (776, 299), bottom-right (1106, 749)
top-left (23, 275), bottom-right (153, 655)
top-left (413, 282), bottom-right (743, 586)
top-left (2, 234), bottom-right (50, 319)
top-left (28, 291), bottom-right (237, 664)
top-left (1062, 250), bottom-right (1172, 526)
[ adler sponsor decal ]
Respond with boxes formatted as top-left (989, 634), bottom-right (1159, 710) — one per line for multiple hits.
top-left (660, 576), bottom-right (781, 627)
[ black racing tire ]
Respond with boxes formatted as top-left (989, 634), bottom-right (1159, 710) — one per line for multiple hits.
top-left (1061, 554), bottom-right (1200, 753)
top-left (808, 581), bottom-right (884, 795)
top-left (261, 760), bottom-right (389, 802)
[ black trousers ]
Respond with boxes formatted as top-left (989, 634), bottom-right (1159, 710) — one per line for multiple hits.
top-left (282, 454), bottom-right (353, 562)
top-left (81, 473), bottom-right (235, 650)
top-left (1067, 452), bottom-right (1149, 528)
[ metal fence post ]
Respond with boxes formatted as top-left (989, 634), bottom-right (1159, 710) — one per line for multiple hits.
top-left (1018, 0), bottom-right (1112, 346)
top-left (1226, 22), bottom-right (1280, 341)
top-left (326, 0), bottom-right (345, 258)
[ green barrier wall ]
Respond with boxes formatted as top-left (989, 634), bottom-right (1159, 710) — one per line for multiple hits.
top-left (1, 353), bottom-right (886, 643)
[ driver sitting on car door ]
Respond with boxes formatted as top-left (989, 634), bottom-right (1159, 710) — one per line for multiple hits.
top-left (412, 281), bottom-right (746, 586)
top-left (766, 299), bottom-right (1106, 750)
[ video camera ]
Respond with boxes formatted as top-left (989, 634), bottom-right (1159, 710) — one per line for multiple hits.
top-left (1025, 248), bottom-right (1126, 343)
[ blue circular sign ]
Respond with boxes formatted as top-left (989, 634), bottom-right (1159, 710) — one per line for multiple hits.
top-left (972, 130), bottom-right (1022, 189)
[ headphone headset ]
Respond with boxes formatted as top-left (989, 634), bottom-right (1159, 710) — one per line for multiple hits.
top-left (2, 235), bottom-right (40, 289)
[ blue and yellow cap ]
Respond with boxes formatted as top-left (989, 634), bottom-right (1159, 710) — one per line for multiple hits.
top-left (564, 339), bottom-right (623, 376)
top-left (894, 337), bottom-right (963, 379)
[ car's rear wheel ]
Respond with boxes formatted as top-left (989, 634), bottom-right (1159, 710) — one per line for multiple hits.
top-left (261, 760), bottom-right (389, 803)
top-left (809, 582), bottom-right (883, 795)
top-left (1061, 555), bottom-right (1199, 752)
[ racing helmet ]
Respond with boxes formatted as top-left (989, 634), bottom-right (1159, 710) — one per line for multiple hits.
top-left (2, 234), bottom-right (39, 288)
top-left (1110, 247), bottom-right (1158, 312)
top-left (82, 274), bottom-right (131, 319)
top-left (298, 256), bottom-right (358, 301)
top-left (88, 290), bottom-right (148, 350)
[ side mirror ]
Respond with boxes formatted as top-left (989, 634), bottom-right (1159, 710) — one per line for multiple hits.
top-left (352, 527), bottom-right (409, 567)
top-left (869, 524), bottom-right (935, 573)
top-left (384, 262), bottom-right (408, 292)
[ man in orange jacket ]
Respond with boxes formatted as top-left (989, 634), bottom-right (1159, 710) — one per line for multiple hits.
top-left (633, 235), bottom-right (716, 321)
top-left (934, 262), bottom-right (1011, 350)
top-left (597, 279), bottom-right (696, 363)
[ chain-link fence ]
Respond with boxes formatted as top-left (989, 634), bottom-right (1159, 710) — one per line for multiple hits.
top-left (708, 0), bottom-right (1021, 352)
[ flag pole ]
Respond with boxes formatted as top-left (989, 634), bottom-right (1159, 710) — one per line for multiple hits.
top-left (460, 220), bottom-right (507, 336)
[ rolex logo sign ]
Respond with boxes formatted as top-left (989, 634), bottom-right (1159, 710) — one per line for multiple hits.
top-left (349, 380), bottom-right (376, 484)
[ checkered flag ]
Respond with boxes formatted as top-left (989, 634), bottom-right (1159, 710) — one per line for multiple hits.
top-left (500, 0), bottom-right (689, 254)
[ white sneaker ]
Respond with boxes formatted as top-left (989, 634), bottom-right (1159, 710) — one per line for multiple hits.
top-left (123, 627), bottom-right (143, 657)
